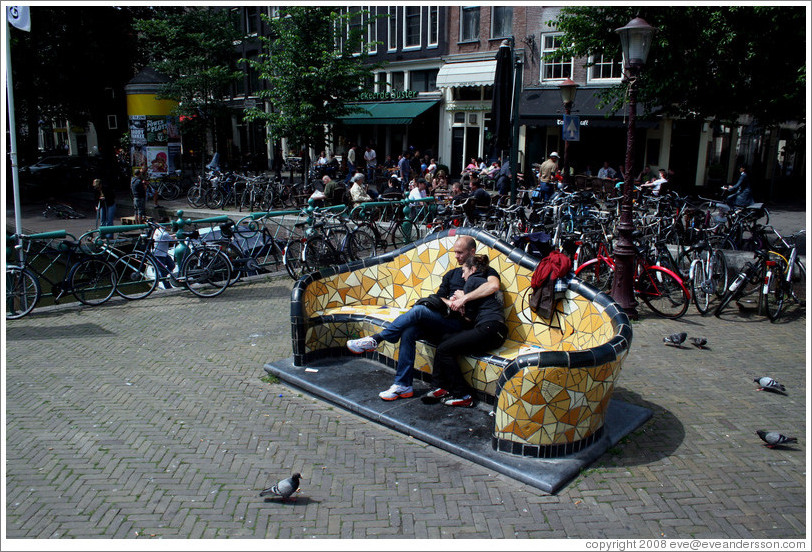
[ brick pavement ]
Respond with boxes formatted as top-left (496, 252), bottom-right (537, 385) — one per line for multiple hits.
top-left (3, 273), bottom-right (807, 541)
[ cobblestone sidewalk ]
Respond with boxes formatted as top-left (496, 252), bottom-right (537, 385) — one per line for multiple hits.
top-left (4, 274), bottom-right (807, 541)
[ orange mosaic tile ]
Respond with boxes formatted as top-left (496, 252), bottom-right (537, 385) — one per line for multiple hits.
top-left (294, 229), bottom-right (631, 457)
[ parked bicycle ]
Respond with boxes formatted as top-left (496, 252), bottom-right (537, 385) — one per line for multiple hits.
top-left (104, 219), bottom-right (233, 300)
top-left (762, 229), bottom-right (806, 322)
top-left (575, 238), bottom-right (690, 319)
top-left (43, 202), bottom-right (85, 220)
top-left (6, 230), bottom-right (117, 319)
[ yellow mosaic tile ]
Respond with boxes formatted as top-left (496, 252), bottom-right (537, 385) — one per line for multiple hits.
top-left (297, 233), bottom-right (626, 452)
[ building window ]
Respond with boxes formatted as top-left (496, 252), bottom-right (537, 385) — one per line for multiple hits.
top-left (428, 6), bottom-right (439, 47)
top-left (404, 6), bottom-right (421, 49)
top-left (411, 69), bottom-right (438, 93)
top-left (460, 7), bottom-right (479, 42)
top-left (391, 71), bottom-right (405, 91)
top-left (491, 6), bottom-right (512, 39)
top-left (387, 7), bottom-right (397, 51)
top-left (347, 6), bottom-right (363, 55)
top-left (375, 72), bottom-right (387, 93)
top-left (334, 10), bottom-right (345, 52)
top-left (541, 34), bottom-right (573, 81)
top-left (588, 53), bottom-right (623, 81)
top-left (367, 6), bottom-right (377, 54)
top-left (107, 115), bottom-right (118, 130)
top-left (247, 54), bottom-right (261, 94)
top-left (454, 112), bottom-right (466, 124)
top-left (245, 7), bottom-right (259, 35)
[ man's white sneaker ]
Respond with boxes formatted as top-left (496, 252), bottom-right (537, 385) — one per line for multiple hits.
top-left (346, 336), bottom-right (378, 354)
top-left (379, 384), bottom-right (414, 401)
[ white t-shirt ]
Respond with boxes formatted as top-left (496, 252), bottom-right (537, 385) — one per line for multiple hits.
top-left (347, 148), bottom-right (356, 164)
top-left (152, 226), bottom-right (174, 257)
top-left (648, 177), bottom-right (667, 195)
top-left (364, 149), bottom-right (376, 167)
top-left (408, 188), bottom-right (427, 200)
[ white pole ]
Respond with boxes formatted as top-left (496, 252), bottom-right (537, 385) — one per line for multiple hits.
top-left (6, 20), bottom-right (25, 250)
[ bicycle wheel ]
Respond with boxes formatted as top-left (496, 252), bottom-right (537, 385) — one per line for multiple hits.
top-left (691, 253), bottom-right (714, 315)
top-left (349, 228), bottom-right (377, 261)
top-left (637, 266), bottom-right (690, 319)
top-left (391, 221), bottom-right (419, 249)
top-left (70, 258), bottom-right (116, 306)
top-left (303, 235), bottom-right (336, 271)
top-left (764, 260), bottom-right (787, 322)
top-left (277, 185), bottom-right (295, 208)
top-left (710, 248), bottom-right (729, 296)
top-left (218, 241), bottom-right (246, 284)
top-left (258, 189), bottom-right (274, 212)
top-left (327, 228), bottom-right (350, 257)
top-left (161, 182), bottom-right (181, 201)
top-left (283, 239), bottom-right (306, 280)
top-left (181, 248), bottom-right (232, 298)
top-left (575, 241), bottom-right (596, 269)
top-left (205, 188), bottom-right (225, 209)
top-left (575, 257), bottom-right (614, 293)
top-left (188, 186), bottom-right (206, 208)
top-left (6, 266), bottom-right (41, 319)
top-left (113, 253), bottom-right (159, 300)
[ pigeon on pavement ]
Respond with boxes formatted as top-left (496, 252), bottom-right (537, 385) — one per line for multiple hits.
top-left (756, 430), bottom-right (797, 448)
top-left (689, 337), bottom-right (708, 349)
top-left (754, 376), bottom-right (787, 394)
top-left (663, 332), bottom-right (687, 347)
top-left (260, 473), bottom-right (301, 500)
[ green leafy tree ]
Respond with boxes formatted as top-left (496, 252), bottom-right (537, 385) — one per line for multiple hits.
top-left (9, 6), bottom-right (143, 164)
top-left (244, 6), bottom-right (382, 183)
top-left (134, 7), bottom-right (244, 166)
top-left (548, 6), bottom-right (806, 126)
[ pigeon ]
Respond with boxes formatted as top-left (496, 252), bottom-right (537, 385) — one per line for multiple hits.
top-left (754, 376), bottom-right (787, 395)
top-left (663, 332), bottom-right (687, 347)
top-left (756, 430), bottom-right (797, 448)
top-left (260, 473), bottom-right (301, 500)
top-left (689, 337), bottom-right (708, 349)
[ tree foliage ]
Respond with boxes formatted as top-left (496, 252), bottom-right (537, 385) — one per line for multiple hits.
top-left (9, 6), bottom-right (143, 161)
top-left (133, 8), bottom-right (245, 153)
top-left (548, 6), bottom-right (806, 126)
top-left (244, 6), bottom-right (382, 172)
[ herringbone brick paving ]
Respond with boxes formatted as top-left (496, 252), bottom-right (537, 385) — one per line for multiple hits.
top-left (4, 274), bottom-right (806, 540)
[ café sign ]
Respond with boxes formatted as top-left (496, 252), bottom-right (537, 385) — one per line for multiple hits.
top-left (358, 89), bottom-right (419, 101)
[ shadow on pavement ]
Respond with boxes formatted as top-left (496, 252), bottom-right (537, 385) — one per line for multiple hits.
top-left (6, 322), bottom-right (115, 341)
top-left (596, 387), bottom-right (686, 468)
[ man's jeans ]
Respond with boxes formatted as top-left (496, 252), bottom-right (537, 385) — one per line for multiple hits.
top-left (377, 304), bottom-right (463, 387)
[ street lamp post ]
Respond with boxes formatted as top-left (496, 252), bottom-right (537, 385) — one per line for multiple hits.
top-left (610, 17), bottom-right (657, 320)
top-left (558, 77), bottom-right (579, 190)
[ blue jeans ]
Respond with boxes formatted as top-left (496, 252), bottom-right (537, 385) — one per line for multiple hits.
top-left (377, 304), bottom-right (463, 387)
top-left (344, 162), bottom-right (356, 182)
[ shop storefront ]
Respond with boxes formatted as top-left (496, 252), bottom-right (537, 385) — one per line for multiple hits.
top-left (519, 87), bottom-right (666, 181)
top-left (436, 58), bottom-right (498, 176)
top-left (337, 92), bottom-right (441, 161)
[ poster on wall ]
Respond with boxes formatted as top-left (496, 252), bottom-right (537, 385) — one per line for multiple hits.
top-left (168, 143), bottom-right (182, 174)
top-left (146, 116), bottom-right (168, 144)
top-left (129, 115), bottom-right (147, 146)
top-left (131, 145), bottom-right (147, 174)
top-left (146, 146), bottom-right (169, 177)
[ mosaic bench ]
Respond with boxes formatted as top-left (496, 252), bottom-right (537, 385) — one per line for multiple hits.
top-left (290, 227), bottom-right (633, 458)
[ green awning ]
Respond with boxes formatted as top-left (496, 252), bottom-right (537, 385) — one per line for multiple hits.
top-left (339, 100), bottom-right (439, 125)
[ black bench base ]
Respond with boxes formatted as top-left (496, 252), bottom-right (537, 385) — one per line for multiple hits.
top-left (264, 356), bottom-right (652, 494)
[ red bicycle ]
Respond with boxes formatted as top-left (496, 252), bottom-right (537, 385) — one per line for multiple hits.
top-left (575, 246), bottom-right (691, 319)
